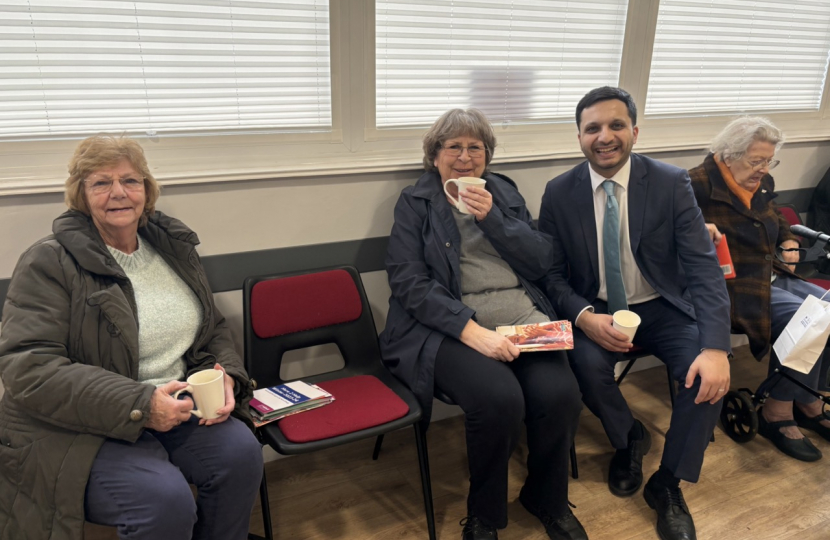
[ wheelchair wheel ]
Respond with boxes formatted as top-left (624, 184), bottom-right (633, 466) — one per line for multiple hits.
top-left (720, 390), bottom-right (758, 443)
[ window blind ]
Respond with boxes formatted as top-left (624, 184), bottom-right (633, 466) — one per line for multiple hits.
top-left (0, 0), bottom-right (331, 140)
top-left (646, 0), bottom-right (830, 116)
top-left (376, 0), bottom-right (629, 128)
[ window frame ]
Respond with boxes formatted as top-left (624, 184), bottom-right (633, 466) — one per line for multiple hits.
top-left (1, 0), bottom-right (829, 196)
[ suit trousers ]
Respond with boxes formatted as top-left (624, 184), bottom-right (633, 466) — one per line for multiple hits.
top-left (764, 274), bottom-right (829, 402)
top-left (568, 297), bottom-right (721, 483)
top-left (84, 415), bottom-right (263, 540)
top-left (434, 337), bottom-right (582, 529)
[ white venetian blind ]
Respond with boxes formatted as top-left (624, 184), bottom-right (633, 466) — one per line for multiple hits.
top-left (0, 0), bottom-right (331, 140)
top-left (376, 0), bottom-right (629, 128)
top-left (646, 0), bottom-right (830, 116)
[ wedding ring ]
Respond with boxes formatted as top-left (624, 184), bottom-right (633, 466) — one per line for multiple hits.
top-left (717, 388), bottom-right (725, 392)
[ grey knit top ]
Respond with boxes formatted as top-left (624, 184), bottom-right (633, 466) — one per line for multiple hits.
top-left (452, 209), bottom-right (547, 330)
top-left (108, 237), bottom-right (203, 386)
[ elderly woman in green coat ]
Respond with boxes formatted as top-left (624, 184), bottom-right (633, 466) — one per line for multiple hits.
top-left (0, 135), bottom-right (263, 539)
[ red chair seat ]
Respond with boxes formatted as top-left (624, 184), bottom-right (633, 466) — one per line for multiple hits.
top-left (808, 278), bottom-right (830, 290)
top-left (277, 375), bottom-right (409, 443)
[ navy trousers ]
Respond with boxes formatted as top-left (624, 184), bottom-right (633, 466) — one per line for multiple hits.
top-left (568, 297), bottom-right (721, 483)
top-left (84, 415), bottom-right (263, 540)
top-left (765, 274), bottom-right (829, 402)
top-left (434, 338), bottom-right (582, 529)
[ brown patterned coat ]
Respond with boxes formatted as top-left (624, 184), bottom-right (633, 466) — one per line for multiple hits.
top-left (689, 153), bottom-right (800, 360)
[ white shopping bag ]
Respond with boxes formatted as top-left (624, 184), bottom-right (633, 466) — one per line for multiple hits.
top-left (773, 290), bottom-right (830, 374)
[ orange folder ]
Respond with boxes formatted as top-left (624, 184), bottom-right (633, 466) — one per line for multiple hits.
top-left (716, 234), bottom-right (736, 279)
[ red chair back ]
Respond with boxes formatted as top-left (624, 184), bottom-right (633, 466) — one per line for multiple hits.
top-left (243, 266), bottom-right (385, 389)
top-left (778, 204), bottom-right (802, 227)
top-left (250, 269), bottom-right (362, 339)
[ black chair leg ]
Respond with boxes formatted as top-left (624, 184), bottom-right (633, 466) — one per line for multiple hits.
top-left (570, 441), bottom-right (578, 479)
top-left (251, 467), bottom-right (274, 540)
top-left (616, 357), bottom-right (638, 385)
top-left (372, 434), bottom-right (384, 460)
top-left (413, 422), bottom-right (437, 540)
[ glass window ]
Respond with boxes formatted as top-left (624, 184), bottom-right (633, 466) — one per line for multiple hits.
top-left (0, 0), bottom-right (331, 140)
top-left (376, 0), bottom-right (629, 128)
top-left (646, 0), bottom-right (830, 116)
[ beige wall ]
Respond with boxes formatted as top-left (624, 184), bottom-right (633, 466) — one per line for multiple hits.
top-left (1, 141), bottom-right (829, 418)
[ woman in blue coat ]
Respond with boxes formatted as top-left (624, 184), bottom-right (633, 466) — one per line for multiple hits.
top-left (379, 109), bottom-right (585, 540)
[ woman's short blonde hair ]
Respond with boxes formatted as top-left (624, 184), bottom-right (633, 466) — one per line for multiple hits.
top-left (710, 116), bottom-right (785, 162)
top-left (64, 135), bottom-right (160, 226)
top-left (422, 108), bottom-right (496, 172)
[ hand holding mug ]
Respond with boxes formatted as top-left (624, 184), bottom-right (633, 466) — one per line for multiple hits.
top-left (459, 185), bottom-right (493, 222)
top-left (444, 177), bottom-right (487, 217)
top-left (202, 364), bottom-right (236, 426)
top-left (146, 380), bottom-right (194, 432)
top-left (171, 364), bottom-right (235, 426)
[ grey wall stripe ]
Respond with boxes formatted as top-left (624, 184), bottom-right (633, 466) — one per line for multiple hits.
top-left (0, 186), bottom-right (819, 316)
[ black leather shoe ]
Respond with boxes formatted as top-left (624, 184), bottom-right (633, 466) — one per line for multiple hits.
top-left (794, 404), bottom-right (830, 442)
top-left (608, 420), bottom-right (651, 497)
top-left (518, 488), bottom-right (589, 540)
top-left (758, 410), bottom-right (822, 462)
top-left (643, 475), bottom-right (696, 540)
top-left (460, 516), bottom-right (498, 540)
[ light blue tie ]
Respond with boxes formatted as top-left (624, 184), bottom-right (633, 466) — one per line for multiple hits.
top-left (602, 180), bottom-right (628, 313)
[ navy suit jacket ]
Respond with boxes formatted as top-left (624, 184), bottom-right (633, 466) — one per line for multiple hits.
top-left (538, 153), bottom-right (731, 352)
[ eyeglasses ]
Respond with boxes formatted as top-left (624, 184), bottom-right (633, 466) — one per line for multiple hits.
top-left (746, 157), bottom-right (780, 171)
top-left (85, 176), bottom-right (145, 195)
top-left (442, 143), bottom-right (486, 158)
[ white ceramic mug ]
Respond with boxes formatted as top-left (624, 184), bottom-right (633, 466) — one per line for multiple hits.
top-left (612, 310), bottom-right (641, 343)
top-left (173, 369), bottom-right (225, 419)
top-left (443, 177), bottom-right (487, 214)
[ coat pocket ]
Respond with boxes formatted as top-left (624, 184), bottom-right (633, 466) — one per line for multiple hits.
top-left (85, 286), bottom-right (138, 375)
top-left (0, 431), bottom-right (32, 505)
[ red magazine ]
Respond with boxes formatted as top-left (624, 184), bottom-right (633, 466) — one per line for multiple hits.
top-left (716, 234), bottom-right (736, 279)
top-left (495, 320), bottom-right (574, 351)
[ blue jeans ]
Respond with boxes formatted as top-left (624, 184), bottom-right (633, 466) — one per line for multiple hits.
top-left (84, 415), bottom-right (263, 540)
top-left (764, 274), bottom-right (829, 403)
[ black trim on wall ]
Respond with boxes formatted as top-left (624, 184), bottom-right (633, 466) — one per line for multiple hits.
top-left (0, 187), bottom-right (818, 316)
top-left (0, 280), bottom-right (7, 318)
top-left (203, 236), bottom-right (389, 293)
top-left (0, 237), bottom-right (389, 320)
top-left (773, 187), bottom-right (815, 211)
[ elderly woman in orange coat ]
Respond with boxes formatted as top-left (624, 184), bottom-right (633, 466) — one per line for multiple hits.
top-left (689, 117), bottom-right (830, 462)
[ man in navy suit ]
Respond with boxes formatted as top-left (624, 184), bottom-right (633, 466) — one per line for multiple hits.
top-left (539, 87), bottom-right (731, 540)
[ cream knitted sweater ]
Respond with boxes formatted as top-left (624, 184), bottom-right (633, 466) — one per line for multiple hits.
top-left (108, 237), bottom-right (203, 386)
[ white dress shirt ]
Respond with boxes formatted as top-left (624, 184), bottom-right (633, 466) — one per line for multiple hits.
top-left (579, 158), bottom-right (659, 321)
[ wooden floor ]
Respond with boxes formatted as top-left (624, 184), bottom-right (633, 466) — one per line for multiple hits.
top-left (86, 345), bottom-right (830, 540)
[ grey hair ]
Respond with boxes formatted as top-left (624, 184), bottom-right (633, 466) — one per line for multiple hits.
top-left (422, 108), bottom-right (496, 172)
top-left (710, 116), bottom-right (784, 161)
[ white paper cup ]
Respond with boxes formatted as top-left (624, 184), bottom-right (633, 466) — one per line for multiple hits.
top-left (443, 177), bottom-right (487, 214)
top-left (173, 369), bottom-right (225, 419)
top-left (612, 310), bottom-right (641, 343)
